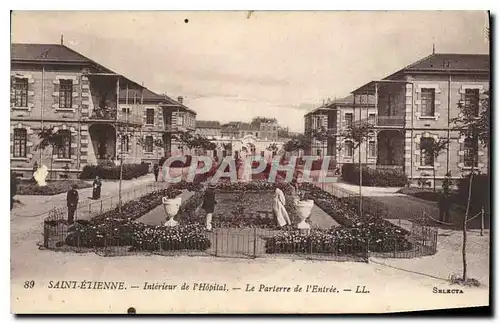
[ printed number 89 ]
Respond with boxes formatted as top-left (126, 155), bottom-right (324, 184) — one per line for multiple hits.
top-left (24, 281), bottom-right (35, 289)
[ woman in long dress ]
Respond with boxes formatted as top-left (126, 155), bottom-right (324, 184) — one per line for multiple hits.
top-left (273, 188), bottom-right (291, 227)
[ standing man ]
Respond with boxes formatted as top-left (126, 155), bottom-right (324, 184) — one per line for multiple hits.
top-left (438, 192), bottom-right (451, 223)
top-left (10, 171), bottom-right (17, 211)
top-left (201, 184), bottom-right (217, 231)
top-left (67, 185), bottom-right (79, 224)
top-left (92, 176), bottom-right (102, 200)
top-left (153, 164), bottom-right (159, 182)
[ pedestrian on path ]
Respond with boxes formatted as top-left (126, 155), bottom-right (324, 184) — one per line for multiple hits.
top-left (67, 185), bottom-right (79, 224)
top-left (438, 192), bottom-right (451, 223)
top-left (202, 184), bottom-right (217, 231)
top-left (92, 176), bottom-right (102, 200)
top-left (153, 164), bottom-right (159, 182)
top-left (11, 171), bottom-right (17, 211)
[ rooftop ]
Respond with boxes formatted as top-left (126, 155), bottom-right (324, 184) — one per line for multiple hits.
top-left (352, 52), bottom-right (490, 93)
top-left (196, 120), bottom-right (221, 129)
top-left (11, 43), bottom-right (142, 88)
top-left (11, 43), bottom-right (91, 62)
top-left (304, 95), bottom-right (355, 117)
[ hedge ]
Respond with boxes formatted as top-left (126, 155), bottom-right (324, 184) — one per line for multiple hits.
top-left (17, 180), bottom-right (92, 196)
top-left (79, 163), bottom-right (149, 180)
top-left (341, 163), bottom-right (408, 187)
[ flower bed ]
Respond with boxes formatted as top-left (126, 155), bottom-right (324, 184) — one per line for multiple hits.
top-left (17, 179), bottom-right (92, 196)
top-left (265, 218), bottom-right (412, 254)
top-left (299, 183), bottom-right (358, 226)
top-left (212, 181), bottom-right (299, 226)
top-left (55, 181), bottom-right (208, 251)
top-left (64, 219), bottom-right (210, 251)
top-left (131, 223), bottom-right (210, 251)
top-left (79, 163), bottom-right (149, 180)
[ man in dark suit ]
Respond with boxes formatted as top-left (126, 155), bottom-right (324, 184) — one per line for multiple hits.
top-left (67, 185), bottom-right (79, 224)
top-left (10, 171), bottom-right (17, 211)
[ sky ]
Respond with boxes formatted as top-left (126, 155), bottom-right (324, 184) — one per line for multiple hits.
top-left (11, 11), bottom-right (489, 132)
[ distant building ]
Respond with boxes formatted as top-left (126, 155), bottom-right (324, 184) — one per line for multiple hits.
top-left (195, 120), bottom-right (221, 138)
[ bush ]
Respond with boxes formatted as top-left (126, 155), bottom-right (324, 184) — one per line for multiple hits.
top-left (167, 155), bottom-right (193, 168)
top-left (79, 163), bottom-right (149, 180)
top-left (341, 164), bottom-right (408, 187)
top-left (456, 174), bottom-right (490, 215)
top-left (17, 180), bottom-right (92, 196)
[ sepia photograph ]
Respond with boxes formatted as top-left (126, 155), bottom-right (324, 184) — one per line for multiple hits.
top-left (9, 10), bottom-right (491, 314)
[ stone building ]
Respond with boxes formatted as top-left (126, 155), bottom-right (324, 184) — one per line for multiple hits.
top-left (195, 120), bottom-right (221, 138)
top-left (10, 43), bottom-right (195, 179)
top-left (304, 52), bottom-right (490, 186)
top-left (118, 89), bottom-right (196, 169)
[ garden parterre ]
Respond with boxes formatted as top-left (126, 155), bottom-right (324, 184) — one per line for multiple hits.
top-left (44, 179), bottom-right (414, 256)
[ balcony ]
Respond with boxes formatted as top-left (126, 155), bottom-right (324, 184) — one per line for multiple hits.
top-left (377, 116), bottom-right (405, 127)
top-left (164, 124), bottom-right (190, 132)
top-left (89, 108), bottom-right (142, 126)
top-left (376, 165), bottom-right (404, 172)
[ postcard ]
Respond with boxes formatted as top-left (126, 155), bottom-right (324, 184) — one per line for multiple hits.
top-left (10, 10), bottom-right (491, 314)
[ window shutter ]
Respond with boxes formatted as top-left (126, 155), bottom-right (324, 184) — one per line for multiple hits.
top-left (27, 78), bottom-right (34, 107)
top-left (458, 141), bottom-right (464, 164)
top-left (72, 82), bottom-right (79, 107)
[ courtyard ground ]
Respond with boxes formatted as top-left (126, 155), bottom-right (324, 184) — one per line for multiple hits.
top-left (10, 177), bottom-right (490, 313)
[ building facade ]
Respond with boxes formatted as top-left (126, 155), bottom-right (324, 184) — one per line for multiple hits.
top-left (304, 52), bottom-right (489, 187)
top-left (118, 89), bottom-right (196, 169)
top-left (195, 120), bottom-right (221, 138)
top-left (10, 43), bottom-right (196, 179)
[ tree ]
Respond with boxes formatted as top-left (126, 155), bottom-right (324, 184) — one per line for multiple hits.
top-left (172, 131), bottom-right (216, 155)
top-left (283, 131), bottom-right (312, 156)
top-left (340, 122), bottom-right (374, 217)
top-left (33, 127), bottom-right (67, 181)
top-left (451, 90), bottom-right (489, 283)
top-left (266, 143), bottom-right (280, 157)
top-left (419, 138), bottom-right (449, 192)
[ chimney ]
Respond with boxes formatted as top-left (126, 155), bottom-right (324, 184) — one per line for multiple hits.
top-left (177, 96), bottom-right (183, 105)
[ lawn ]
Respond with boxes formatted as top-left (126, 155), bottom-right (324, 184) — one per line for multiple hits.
top-left (16, 179), bottom-right (92, 196)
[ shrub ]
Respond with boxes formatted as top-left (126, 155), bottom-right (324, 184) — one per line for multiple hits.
top-left (456, 173), bottom-right (490, 215)
top-left (341, 163), bottom-right (408, 187)
top-left (79, 163), bottom-right (149, 180)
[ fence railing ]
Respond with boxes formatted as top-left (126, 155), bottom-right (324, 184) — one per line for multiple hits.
top-left (43, 182), bottom-right (168, 223)
top-left (319, 182), bottom-right (389, 218)
top-left (43, 220), bottom-right (438, 260)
